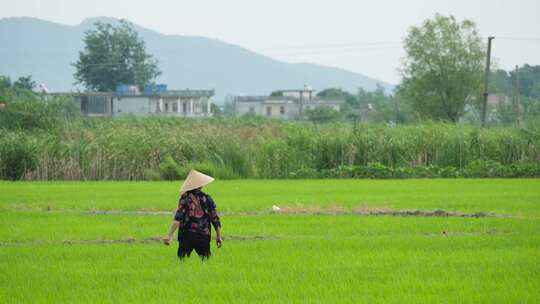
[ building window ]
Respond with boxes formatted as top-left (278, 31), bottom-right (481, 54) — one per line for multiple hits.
top-left (249, 107), bottom-right (255, 114)
top-left (266, 106), bottom-right (271, 116)
top-left (164, 102), bottom-right (169, 112)
top-left (172, 102), bottom-right (178, 112)
top-left (280, 106), bottom-right (285, 115)
top-left (182, 102), bottom-right (187, 114)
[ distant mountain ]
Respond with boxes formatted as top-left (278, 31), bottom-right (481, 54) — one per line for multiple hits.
top-left (0, 17), bottom-right (394, 101)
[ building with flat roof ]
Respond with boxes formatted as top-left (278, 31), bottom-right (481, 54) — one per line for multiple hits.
top-left (71, 88), bottom-right (214, 118)
top-left (234, 85), bottom-right (345, 120)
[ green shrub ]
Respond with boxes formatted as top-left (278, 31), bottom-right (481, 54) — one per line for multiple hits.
top-left (184, 162), bottom-right (239, 180)
top-left (410, 165), bottom-right (438, 178)
top-left (159, 155), bottom-right (182, 180)
top-left (0, 94), bottom-right (78, 131)
top-left (392, 167), bottom-right (415, 178)
top-left (0, 132), bottom-right (37, 180)
top-left (288, 167), bottom-right (320, 179)
top-left (509, 163), bottom-right (540, 177)
top-left (438, 166), bottom-right (461, 178)
top-left (144, 169), bottom-right (161, 181)
top-left (353, 162), bottom-right (393, 179)
top-left (464, 160), bottom-right (506, 178)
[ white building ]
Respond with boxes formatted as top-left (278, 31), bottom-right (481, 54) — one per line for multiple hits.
top-left (75, 89), bottom-right (214, 118)
top-left (234, 85), bottom-right (345, 120)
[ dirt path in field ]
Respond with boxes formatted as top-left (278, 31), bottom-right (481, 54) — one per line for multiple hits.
top-left (0, 229), bottom-right (513, 247)
top-left (0, 235), bottom-right (275, 247)
top-left (6, 206), bottom-right (500, 218)
top-left (267, 206), bottom-right (495, 218)
top-left (355, 207), bottom-right (494, 218)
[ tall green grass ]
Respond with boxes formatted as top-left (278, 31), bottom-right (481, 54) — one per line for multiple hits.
top-left (1, 118), bottom-right (539, 180)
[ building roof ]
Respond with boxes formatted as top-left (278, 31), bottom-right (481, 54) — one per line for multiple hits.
top-left (79, 92), bottom-right (115, 97)
top-left (47, 92), bottom-right (114, 97)
top-left (280, 89), bottom-right (313, 92)
top-left (64, 89), bottom-right (215, 99)
top-left (234, 96), bottom-right (297, 103)
top-left (310, 97), bottom-right (346, 104)
top-left (234, 95), bottom-right (345, 104)
top-left (234, 96), bottom-right (268, 102)
top-left (151, 89), bottom-right (214, 98)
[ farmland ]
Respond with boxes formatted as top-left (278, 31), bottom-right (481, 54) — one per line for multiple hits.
top-left (1, 179), bottom-right (539, 303)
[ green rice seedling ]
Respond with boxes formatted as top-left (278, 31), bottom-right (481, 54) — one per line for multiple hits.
top-left (1, 179), bottom-right (539, 302)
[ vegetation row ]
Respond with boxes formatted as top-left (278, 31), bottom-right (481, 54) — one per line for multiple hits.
top-left (1, 116), bottom-right (539, 180)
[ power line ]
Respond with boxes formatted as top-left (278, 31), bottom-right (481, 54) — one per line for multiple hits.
top-left (3, 35), bottom-right (538, 67)
top-left (493, 36), bottom-right (540, 42)
top-left (262, 45), bottom-right (403, 56)
top-left (257, 40), bottom-right (402, 52)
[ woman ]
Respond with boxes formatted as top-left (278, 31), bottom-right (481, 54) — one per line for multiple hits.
top-left (163, 170), bottom-right (223, 260)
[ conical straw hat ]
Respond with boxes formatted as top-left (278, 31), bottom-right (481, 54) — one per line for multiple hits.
top-left (180, 170), bottom-right (215, 194)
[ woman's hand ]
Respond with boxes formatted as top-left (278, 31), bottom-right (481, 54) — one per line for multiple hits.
top-left (162, 235), bottom-right (171, 246)
top-left (216, 235), bottom-right (223, 248)
top-left (164, 221), bottom-right (180, 246)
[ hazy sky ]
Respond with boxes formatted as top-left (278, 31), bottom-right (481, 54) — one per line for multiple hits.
top-left (2, 0), bottom-right (540, 84)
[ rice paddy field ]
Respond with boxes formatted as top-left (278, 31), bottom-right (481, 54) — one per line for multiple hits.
top-left (1, 179), bottom-right (539, 303)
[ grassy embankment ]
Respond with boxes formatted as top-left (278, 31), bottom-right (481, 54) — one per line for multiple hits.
top-left (1, 179), bottom-right (539, 303)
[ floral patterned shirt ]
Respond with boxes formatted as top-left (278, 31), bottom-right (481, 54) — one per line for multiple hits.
top-left (174, 189), bottom-right (221, 237)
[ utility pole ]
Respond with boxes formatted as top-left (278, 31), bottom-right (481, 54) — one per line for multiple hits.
top-left (481, 36), bottom-right (495, 127)
top-left (394, 96), bottom-right (400, 124)
top-left (515, 65), bottom-right (521, 125)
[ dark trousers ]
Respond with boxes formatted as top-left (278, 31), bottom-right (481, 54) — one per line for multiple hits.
top-left (178, 231), bottom-right (211, 260)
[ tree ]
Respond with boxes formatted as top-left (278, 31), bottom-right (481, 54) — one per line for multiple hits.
top-left (210, 103), bottom-right (223, 117)
top-left (397, 14), bottom-right (485, 122)
top-left (0, 82), bottom-right (78, 130)
top-left (486, 69), bottom-right (510, 97)
top-left (13, 75), bottom-right (36, 91)
top-left (0, 75), bottom-right (36, 102)
top-left (0, 76), bottom-right (12, 90)
top-left (304, 106), bottom-right (341, 123)
top-left (509, 64), bottom-right (540, 98)
top-left (486, 64), bottom-right (540, 123)
top-left (74, 20), bottom-right (161, 91)
top-left (317, 88), bottom-right (356, 104)
top-left (269, 90), bottom-right (283, 97)
top-left (222, 100), bottom-right (236, 117)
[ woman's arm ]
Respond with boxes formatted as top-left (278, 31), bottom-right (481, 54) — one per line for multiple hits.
top-left (163, 197), bottom-right (187, 246)
top-left (215, 226), bottom-right (223, 248)
top-left (207, 195), bottom-right (223, 248)
top-left (162, 220), bottom-right (180, 245)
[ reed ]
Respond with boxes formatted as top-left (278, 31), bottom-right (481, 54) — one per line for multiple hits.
top-left (1, 118), bottom-right (538, 180)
